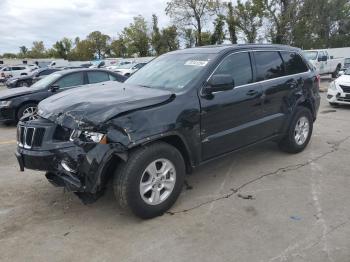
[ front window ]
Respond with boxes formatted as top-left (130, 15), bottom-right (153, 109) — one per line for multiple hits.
top-left (30, 73), bottom-right (62, 90)
top-left (126, 53), bottom-right (214, 91)
top-left (345, 58), bottom-right (350, 64)
top-left (345, 69), bottom-right (350, 75)
top-left (303, 51), bottom-right (318, 60)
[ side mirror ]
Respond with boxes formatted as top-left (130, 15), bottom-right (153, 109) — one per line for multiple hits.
top-left (50, 85), bottom-right (59, 92)
top-left (204, 74), bottom-right (234, 94)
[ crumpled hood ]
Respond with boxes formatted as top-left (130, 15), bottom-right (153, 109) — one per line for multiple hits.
top-left (38, 81), bottom-right (174, 129)
top-left (0, 86), bottom-right (37, 100)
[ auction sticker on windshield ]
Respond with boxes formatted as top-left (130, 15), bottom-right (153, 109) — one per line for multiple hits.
top-left (184, 60), bottom-right (209, 67)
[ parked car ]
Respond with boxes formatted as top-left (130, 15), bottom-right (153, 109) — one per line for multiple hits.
top-left (327, 68), bottom-right (350, 106)
top-left (6, 68), bottom-right (62, 88)
top-left (16, 44), bottom-right (320, 219)
top-left (0, 65), bottom-right (33, 80)
top-left (108, 62), bottom-right (147, 76)
top-left (0, 69), bottom-right (126, 123)
top-left (303, 50), bottom-right (343, 78)
top-left (339, 58), bottom-right (350, 75)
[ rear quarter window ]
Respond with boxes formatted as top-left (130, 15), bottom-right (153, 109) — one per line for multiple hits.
top-left (280, 52), bottom-right (309, 75)
top-left (254, 51), bottom-right (284, 81)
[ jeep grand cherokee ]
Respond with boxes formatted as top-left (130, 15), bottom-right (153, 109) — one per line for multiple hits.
top-left (16, 44), bottom-right (320, 219)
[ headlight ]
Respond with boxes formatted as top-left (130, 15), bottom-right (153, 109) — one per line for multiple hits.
top-left (70, 130), bottom-right (107, 144)
top-left (329, 81), bottom-right (337, 91)
top-left (0, 101), bottom-right (11, 107)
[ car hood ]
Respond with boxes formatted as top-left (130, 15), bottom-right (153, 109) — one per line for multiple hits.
top-left (0, 86), bottom-right (37, 100)
top-left (38, 81), bottom-right (175, 129)
top-left (336, 75), bottom-right (350, 85)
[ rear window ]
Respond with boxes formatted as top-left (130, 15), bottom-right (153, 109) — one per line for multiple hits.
top-left (280, 52), bottom-right (309, 75)
top-left (87, 71), bottom-right (110, 84)
top-left (254, 51), bottom-right (284, 81)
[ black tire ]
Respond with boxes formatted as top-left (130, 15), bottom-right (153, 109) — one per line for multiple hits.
top-left (18, 81), bottom-right (29, 87)
top-left (332, 66), bottom-right (340, 78)
top-left (279, 107), bottom-right (313, 154)
top-left (17, 103), bottom-right (38, 121)
top-left (113, 142), bottom-right (185, 219)
top-left (329, 102), bottom-right (338, 107)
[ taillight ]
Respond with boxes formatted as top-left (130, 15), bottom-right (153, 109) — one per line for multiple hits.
top-left (1, 72), bottom-right (4, 77)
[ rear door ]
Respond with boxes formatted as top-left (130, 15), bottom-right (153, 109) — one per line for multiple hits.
top-left (252, 51), bottom-right (288, 136)
top-left (200, 51), bottom-right (264, 160)
top-left (256, 51), bottom-right (309, 136)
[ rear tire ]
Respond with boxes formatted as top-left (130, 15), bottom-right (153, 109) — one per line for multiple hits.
top-left (279, 107), bottom-right (313, 154)
top-left (113, 142), bottom-right (185, 219)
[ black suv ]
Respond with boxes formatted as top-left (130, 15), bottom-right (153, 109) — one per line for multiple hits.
top-left (16, 45), bottom-right (320, 218)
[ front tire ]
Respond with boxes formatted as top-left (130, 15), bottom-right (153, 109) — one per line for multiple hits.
top-left (17, 103), bottom-right (38, 121)
top-left (332, 66), bottom-right (340, 78)
top-left (113, 142), bottom-right (185, 219)
top-left (329, 102), bottom-right (338, 107)
top-left (279, 107), bottom-right (313, 153)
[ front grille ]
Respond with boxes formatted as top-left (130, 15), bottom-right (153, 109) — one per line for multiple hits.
top-left (17, 125), bottom-right (45, 149)
top-left (53, 125), bottom-right (72, 141)
top-left (340, 85), bottom-right (350, 93)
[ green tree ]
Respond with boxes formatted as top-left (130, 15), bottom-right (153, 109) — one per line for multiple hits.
top-left (18, 46), bottom-right (28, 58)
top-left (183, 28), bottom-right (196, 48)
top-left (110, 37), bottom-right (127, 57)
top-left (52, 38), bottom-right (73, 59)
top-left (226, 2), bottom-right (237, 44)
top-left (2, 53), bottom-right (17, 59)
top-left (29, 41), bottom-right (46, 58)
top-left (211, 15), bottom-right (226, 44)
top-left (70, 39), bottom-right (95, 61)
top-left (200, 31), bottom-right (212, 45)
top-left (151, 14), bottom-right (165, 55)
top-left (235, 0), bottom-right (264, 43)
top-left (122, 15), bottom-right (150, 57)
top-left (162, 25), bottom-right (180, 51)
top-left (166, 0), bottom-right (219, 46)
top-left (87, 31), bottom-right (111, 59)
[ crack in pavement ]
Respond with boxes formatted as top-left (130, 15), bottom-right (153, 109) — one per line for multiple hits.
top-left (167, 136), bottom-right (350, 215)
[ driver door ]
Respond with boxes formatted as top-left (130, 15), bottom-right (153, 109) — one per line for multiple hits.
top-left (199, 51), bottom-right (263, 160)
top-left (52, 72), bottom-right (85, 93)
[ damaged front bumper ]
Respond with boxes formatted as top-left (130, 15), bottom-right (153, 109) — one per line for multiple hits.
top-left (16, 118), bottom-right (128, 194)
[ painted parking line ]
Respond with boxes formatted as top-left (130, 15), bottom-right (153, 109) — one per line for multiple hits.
top-left (0, 140), bottom-right (17, 145)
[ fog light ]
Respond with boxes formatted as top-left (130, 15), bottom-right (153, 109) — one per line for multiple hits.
top-left (61, 161), bottom-right (77, 174)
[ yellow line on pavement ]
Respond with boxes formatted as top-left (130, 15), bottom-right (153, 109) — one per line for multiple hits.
top-left (0, 140), bottom-right (17, 145)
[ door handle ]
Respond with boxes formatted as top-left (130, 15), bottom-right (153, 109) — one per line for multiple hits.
top-left (246, 90), bottom-right (259, 96)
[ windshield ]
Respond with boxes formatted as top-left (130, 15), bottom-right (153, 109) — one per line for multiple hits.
top-left (30, 73), bottom-right (62, 89)
top-left (125, 53), bottom-right (214, 91)
top-left (303, 51), bottom-right (318, 60)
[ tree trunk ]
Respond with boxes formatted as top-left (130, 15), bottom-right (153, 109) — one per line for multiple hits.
top-left (197, 18), bottom-right (202, 46)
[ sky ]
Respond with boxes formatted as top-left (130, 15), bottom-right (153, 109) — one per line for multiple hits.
top-left (0, 0), bottom-right (170, 53)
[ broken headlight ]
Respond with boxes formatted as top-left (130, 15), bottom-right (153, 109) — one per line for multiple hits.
top-left (70, 130), bottom-right (107, 143)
